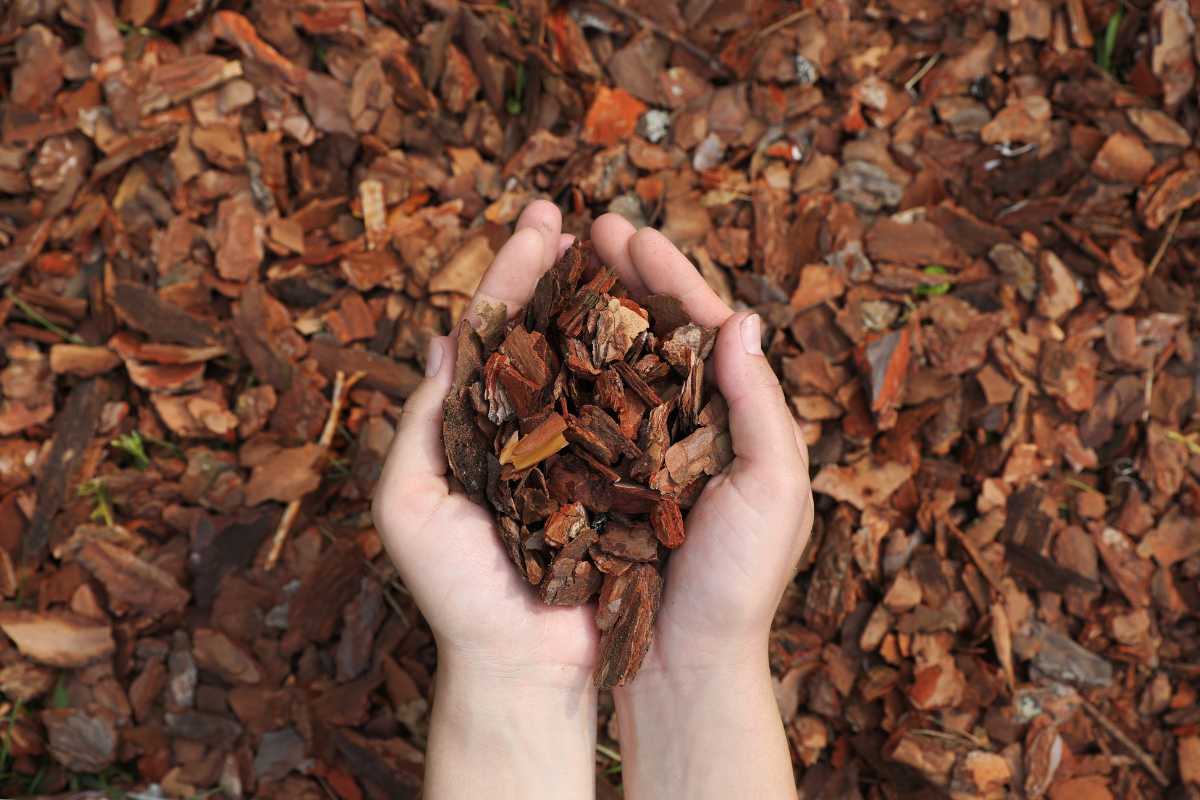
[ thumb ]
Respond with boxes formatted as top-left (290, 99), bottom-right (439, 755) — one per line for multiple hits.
top-left (373, 334), bottom-right (457, 532)
top-left (710, 312), bottom-right (805, 508)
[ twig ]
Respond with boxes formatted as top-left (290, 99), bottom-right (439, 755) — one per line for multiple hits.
top-left (320, 371), bottom-right (366, 448)
top-left (753, 8), bottom-right (815, 40)
top-left (904, 53), bottom-right (941, 93)
top-left (5, 289), bottom-right (85, 344)
top-left (595, 742), bottom-right (622, 763)
top-left (945, 518), bottom-right (1004, 593)
top-left (911, 727), bottom-right (985, 749)
top-left (1142, 366), bottom-right (1153, 422)
top-left (265, 503), bottom-right (303, 571)
top-left (1081, 698), bottom-right (1170, 787)
top-left (264, 370), bottom-right (366, 570)
top-left (1146, 209), bottom-right (1182, 276)
top-left (1063, 476), bottom-right (1103, 495)
top-left (1162, 660), bottom-right (1200, 676)
top-left (381, 580), bottom-right (411, 628)
top-left (1165, 429), bottom-right (1200, 455)
top-left (590, 0), bottom-right (731, 78)
top-left (310, 773), bottom-right (339, 800)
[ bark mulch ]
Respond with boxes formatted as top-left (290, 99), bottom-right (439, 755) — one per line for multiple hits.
top-left (0, 0), bottom-right (1198, 798)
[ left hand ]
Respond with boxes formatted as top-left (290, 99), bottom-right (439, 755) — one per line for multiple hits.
top-left (372, 200), bottom-right (596, 688)
top-left (372, 202), bottom-right (599, 800)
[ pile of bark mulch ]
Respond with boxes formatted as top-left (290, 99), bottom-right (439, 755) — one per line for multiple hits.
top-left (0, 0), bottom-right (1198, 798)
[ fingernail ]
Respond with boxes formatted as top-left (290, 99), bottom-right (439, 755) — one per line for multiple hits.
top-left (425, 337), bottom-right (445, 377)
top-left (740, 314), bottom-right (762, 355)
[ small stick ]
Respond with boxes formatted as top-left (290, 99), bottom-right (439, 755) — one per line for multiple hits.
top-left (1146, 209), bottom-right (1182, 276)
top-left (590, 0), bottom-right (731, 78)
top-left (5, 289), bottom-right (85, 344)
top-left (1142, 367), bottom-right (1153, 422)
top-left (754, 8), bottom-right (815, 41)
top-left (595, 742), bottom-right (622, 764)
top-left (945, 518), bottom-right (1004, 593)
top-left (264, 369), bottom-right (366, 570)
top-left (1162, 660), bottom-right (1200, 675)
top-left (1081, 698), bottom-right (1170, 787)
top-left (904, 53), bottom-right (941, 93)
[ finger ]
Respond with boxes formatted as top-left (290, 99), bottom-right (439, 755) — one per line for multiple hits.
top-left (712, 312), bottom-right (804, 507)
top-left (467, 203), bottom-right (562, 323)
top-left (558, 233), bottom-right (575, 259)
top-left (374, 335), bottom-right (456, 515)
top-left (591, 213), bottom-right (650, 295)
top-left (628, 228), bottom-right (732, 327)
top-left (516, 199), bottom-right (563, 271)
top-left (791, 418), bottom-right (811, 475)
top-left (791, 489), bottom-right (816, 567)
top-left (786, 420), bottom-right (813, 566)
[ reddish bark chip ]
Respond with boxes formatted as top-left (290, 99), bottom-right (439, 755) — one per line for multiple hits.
top-left (594, 564), bottom-right (662, 688)
top-left (651, 497), bottom-right (686, 549)
top-left (583, 87), bottom-right (648, 147)
top-left (1092, 132), bottom-right (1155, 184)
top-left (214, 194), bottom-right (264, 282)
top-left (1180, 737), bottom-right (1200, 785)
top-left (0, 610), bottom-right (115, 668)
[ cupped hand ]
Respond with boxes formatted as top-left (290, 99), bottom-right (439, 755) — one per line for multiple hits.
top-left (590, 213), bottom-right (815, 678)
top-left (372, 201), bottom-right (596, 688)
top-left (374, 203), bottom-right (813, 689)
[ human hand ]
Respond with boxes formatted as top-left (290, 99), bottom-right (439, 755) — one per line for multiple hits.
top-left (372, 201), bottom-right (596, 800)
top-left (374, 200), bottom-right (595, 684)
top-left (592, 213), bottom-right (813, 799)
top-left (591, 212), bottom-right (814, 677)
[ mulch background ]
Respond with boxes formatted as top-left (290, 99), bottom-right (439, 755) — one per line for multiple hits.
top-left (0, 0), bottom-right (1199, 798)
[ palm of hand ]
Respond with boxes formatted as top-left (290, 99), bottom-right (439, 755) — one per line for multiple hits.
top-left (407, 494), bottom-right (598, 677)
top-left (645, 468), bottom-right (811, 673)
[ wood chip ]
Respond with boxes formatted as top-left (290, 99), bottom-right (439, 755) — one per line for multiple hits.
top-left (0, 610), bottom-right (114, 668)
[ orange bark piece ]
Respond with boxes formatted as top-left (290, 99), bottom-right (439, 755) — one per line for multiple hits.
top-left (0, 610), bottom-right (114, 668)
top-left (1048, 776), bottom-right (1114, 800)
top-left (650, 497), bottom-right (686, 549)
top-left (1092, 132), bottom-right (1155, 184)
top-left (863, 326), bottom-right (911, 416)
top-left (35, 252), bottom-right (78, 276)
top-left (583, 87), bottom-right (647, 147)
top-left (211, 11), bottom-right (309, 91)
top-left (504, 414), bottom-right (569, 471)
top-left (1179, 736), bottom-right (1200, 785)
top-left (321, 765), bottom-right (364, 800)
top-left (49, 345), bottom-right (120, 377)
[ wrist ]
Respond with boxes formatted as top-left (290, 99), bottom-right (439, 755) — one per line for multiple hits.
top-left (437, 640), bottom-right (597, 693)
top-left (435, 645), bottom-right (598, 736)
top-left (619, 619), bottom-right (771, 691)
top-left (610, 649), bottom-right (794, 800)
top-left (434, 656), bottom-right (598, 739)
top-left (426, 651), bottom-right (598, 800)
top-left (612, 648), bottom-right (772, 714)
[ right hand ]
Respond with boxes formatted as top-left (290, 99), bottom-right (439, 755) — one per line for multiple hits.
top-left (590, 213), bottom-right (815, 681)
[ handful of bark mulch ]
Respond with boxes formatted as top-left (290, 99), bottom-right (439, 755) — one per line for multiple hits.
top-left (442, 241), bottom-right (732, 687)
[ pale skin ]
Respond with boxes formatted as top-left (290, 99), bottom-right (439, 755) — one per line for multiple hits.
top-left (372, 201), bottom-right (814, 800)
